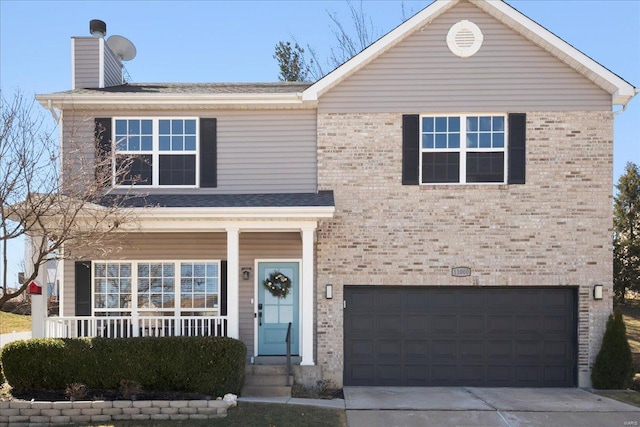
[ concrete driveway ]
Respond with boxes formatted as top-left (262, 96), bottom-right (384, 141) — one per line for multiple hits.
top-left (345, 387), bottom-right (640, 427)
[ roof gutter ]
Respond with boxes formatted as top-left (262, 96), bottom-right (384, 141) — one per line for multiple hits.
top-left (36, 92), bottom-right (315, 110)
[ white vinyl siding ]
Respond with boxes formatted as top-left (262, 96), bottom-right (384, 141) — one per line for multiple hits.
top-left (318, 1), bottom-right (610, 113)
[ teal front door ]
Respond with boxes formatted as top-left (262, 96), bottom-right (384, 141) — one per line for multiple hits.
top-left (258, 262), bottom-right (299, 355)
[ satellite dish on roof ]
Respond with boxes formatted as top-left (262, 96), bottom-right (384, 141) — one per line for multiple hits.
top-left (106, 35), bottom-right (137, 61)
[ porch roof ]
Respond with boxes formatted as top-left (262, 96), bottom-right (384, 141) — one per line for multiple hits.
top-left (98, 191), bottom-right (334, 209)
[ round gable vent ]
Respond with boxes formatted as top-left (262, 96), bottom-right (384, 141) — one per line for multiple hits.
top-left (447, 20), bottom-right (483, 58)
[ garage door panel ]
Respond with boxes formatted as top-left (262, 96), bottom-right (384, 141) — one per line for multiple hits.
top-left (377, 340), bottom-right (402, 357)
top-left (459, 315), bottom-right (484, 333)
top-left (487, 315), bottom-right (513, 333)
top-left (405, 315), bottom-right (429, 333)
top-left (344, 286), bottom-right (576, 387)
top-left (378, 315), bottom-right (403, 334)
top-left (432, 340), bottom-right (457, 357)
top-left (544, 290), bottom-right (572, 307)
top-left (405, 340), bottom-right (428, 357)
top-left (488, 341), bottom-right (512, 358)
top-left (378, 291), bottom-right (402, 310)
top-left (350, 314), bottom-right (375, 333)
top-left (544, 315), bottom-right (571, 333)
top-left (432, 315), bottom-right (457, 333)
top-left (405, 291), bottom-right (429, 309)
top-left (430, 291), bottom-right (457, 307)
top-left (487, 292), bottom-right (514, 308)
top-left (460, 290), bottom-right (486, 308)
top-left (460, 340), bottom-right (484, 358)
top-left (350, 291), bottom-right (374, 311)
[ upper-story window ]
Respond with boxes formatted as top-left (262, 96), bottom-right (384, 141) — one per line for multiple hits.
top-left (420, 115), bottom-right (506, 184)
top-left (114, 118), bottom-right (198, 187)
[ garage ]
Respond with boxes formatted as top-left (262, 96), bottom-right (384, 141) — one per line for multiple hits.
top-left (344, 286), bottom-right (577, 387)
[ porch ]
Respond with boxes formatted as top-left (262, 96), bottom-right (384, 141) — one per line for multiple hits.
top-left (28, 192), bottom-right (335, 367)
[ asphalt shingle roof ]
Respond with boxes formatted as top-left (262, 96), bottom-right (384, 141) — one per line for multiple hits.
top-left (52, 82), bottom-right (312, 96)
top-left (98, 191), bottom-right (334, 208)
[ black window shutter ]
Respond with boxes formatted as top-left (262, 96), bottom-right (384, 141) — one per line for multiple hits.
top-left (220, 260), bottom-right (227, 316)
top-left (402, 114), bottom-right (420, 185)
top-left (200, 118), bottom-right (217, 188)
top-left (508, 113), bottom-right (526, 185)
top-left (95, 118), bottom-right (112, 184)
top-left (75, 261), bottom-right (92, 316)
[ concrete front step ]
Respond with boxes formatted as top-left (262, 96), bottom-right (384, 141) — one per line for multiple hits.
top-left (245, 374), bottom-right (294, 387)
top-left (242, 364), bottom-right (293, 397)
top-left (241, 385), bottom-right (292, 397)
top-left (253, 356), bottom-right (301, 365)
top-left (245, 364), bottom-right (290, 376)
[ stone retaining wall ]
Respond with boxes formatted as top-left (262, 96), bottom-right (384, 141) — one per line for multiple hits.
top-left (0, 399), bottom-right (232, 426)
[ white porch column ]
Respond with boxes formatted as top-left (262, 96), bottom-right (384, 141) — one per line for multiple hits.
top-left (300, 226), bottom-right (316, 365)
top-left (25, 234), bottom-right (48, 338)
top-left (226, 227), bottom-right (240, 339)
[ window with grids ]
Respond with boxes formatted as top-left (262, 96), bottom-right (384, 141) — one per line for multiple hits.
top-left (94, 263), bottom-right (132, 312)
top-left (114, 118), bottom-right (197, 187)
top-left (92, 261), bottom-right (220, 316)
top-left (180, 262), bottom-right (219, 311)
top-left (137, 263), bottom-right (175, 311)
top-left (421, 115), bottom-right (506, 184)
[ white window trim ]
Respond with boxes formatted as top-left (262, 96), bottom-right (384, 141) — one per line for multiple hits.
top-left (92, 260), bottom-right (221, 317)
top-left (419, 113), bottom-right (508, 185)
top-left (112, 117), bottom-right (200, 189)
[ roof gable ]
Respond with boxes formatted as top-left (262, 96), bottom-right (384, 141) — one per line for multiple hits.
top-left (302, 0), bottom-right (636, 106)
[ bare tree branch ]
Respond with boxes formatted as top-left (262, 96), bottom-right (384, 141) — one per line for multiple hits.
top-left (0, 90), bottom-right (145, 309)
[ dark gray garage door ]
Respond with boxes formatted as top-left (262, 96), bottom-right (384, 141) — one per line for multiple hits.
top-left (344, 286), bottom-right (576, 387)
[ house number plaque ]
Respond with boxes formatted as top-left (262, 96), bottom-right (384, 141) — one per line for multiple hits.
top-left (451, 267), bottom-right (471, 277)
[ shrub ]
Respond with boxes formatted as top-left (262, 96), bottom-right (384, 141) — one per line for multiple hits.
top-left (65, 383), bottom-right (87, 401)
top-left (591, 310), bottom-right (634, 389)
top-left (1, 336), bottom-right (246, 396)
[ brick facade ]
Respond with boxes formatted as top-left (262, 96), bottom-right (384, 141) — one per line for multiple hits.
top-left (315, 111), bottom-right (613, 387)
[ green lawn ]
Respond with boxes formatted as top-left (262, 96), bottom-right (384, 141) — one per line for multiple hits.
top-left (0, 311), bottom-right (31, 334)
top-left (80, 402), bottom-right (347, 427)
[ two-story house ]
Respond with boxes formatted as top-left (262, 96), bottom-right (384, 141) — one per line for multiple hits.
top-left (33, 0), bottom-right (636, 389)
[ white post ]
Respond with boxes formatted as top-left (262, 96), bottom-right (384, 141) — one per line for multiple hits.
top-left (25, 234), bottom-right (48, 338)
top-left (300, 227), bottom-right (316, 365)
top-left (226, 227), bottom-right (240, 339)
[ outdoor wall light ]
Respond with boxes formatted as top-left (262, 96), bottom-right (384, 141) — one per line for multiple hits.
top-left (593, 284), bottom-right (603, 300)
top-left (326, 284), bottom-right (333, 299)
top-left (241, 267), bottom-right (252, 281)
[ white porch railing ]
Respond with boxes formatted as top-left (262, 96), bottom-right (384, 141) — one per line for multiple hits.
top-left (46, 316), bottom-right (228, 339)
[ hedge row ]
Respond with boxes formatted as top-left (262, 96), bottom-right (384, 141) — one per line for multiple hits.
top-left (1, 336), bottom-right (246, 396)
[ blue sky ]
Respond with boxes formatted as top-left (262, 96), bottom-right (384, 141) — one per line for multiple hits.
top-left (0, 0), bottom-right (639, 288)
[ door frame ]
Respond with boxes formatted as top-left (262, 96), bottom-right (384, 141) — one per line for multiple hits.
top-left (253, 258), bottom-right (302, 358)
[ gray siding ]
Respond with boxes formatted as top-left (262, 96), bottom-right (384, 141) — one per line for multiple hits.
top-left (103, 45), bottom-right (123, 87)
top-left (61, 108), bottom-right (317, 194)
top-left (318, 0), bottom-right (610, 113)
top-left (62, 232), bottom-right (302, 359)
top-left (73, 38), bottom-right (101, 89)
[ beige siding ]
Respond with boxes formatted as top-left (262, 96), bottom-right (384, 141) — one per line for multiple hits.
top-left (62, 231), bottom-right (302, 359)
top-left (318, 1), bottom-right (610, 113)
top-left (103, 45), bottom-right (122, 87)
top-left (60, 108), bottom-right (317, 194)
top-left (73, 38), bottom-right (100, 89)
